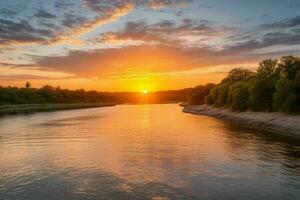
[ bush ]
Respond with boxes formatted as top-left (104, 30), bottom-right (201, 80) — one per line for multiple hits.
top-left (186, 83), bottom-right (215, 105)
top-left (248, 79), bottom-right (275, 111)
top-left (273, 78), bottom-right (300, 113)
top-left (227, 81), bottom-right (250, 111)
top-left (207, 82), bottom-right (231, 107)
top-left (222, 68), bottom-right (256, 83)
top-left (278, 56), bottom-right (300, 81)
top-left (203, 56), bottom-right (300, 113)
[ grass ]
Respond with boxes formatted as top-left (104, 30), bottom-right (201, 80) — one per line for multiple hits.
top-left (0, 103), bottom-right (116, 116)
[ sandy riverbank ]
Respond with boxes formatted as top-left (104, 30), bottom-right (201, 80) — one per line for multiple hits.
top-left (182, 104), bottom-right (300, 137)
top-left (0, 103), bottom-right (116, 116)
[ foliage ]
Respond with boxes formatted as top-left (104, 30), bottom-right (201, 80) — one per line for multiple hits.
top-left (221, 68), bottom-right (256, 83)
top-left (186, 83), bottom-right (215, 105)
top-left (277, 56), bottom-right (300, 80)
top-left (189, 55), bottom-right (300, 114)
top-left (257, 59), bottom-right (279, 80)
top-left (0, 84), bottom-right (190, 105)
top-left (273, 78), bottom-right (300, 113)
top-left (227, 81), bottom-right (250, 111)
top-left (248, 79), bottom-right (275, 111)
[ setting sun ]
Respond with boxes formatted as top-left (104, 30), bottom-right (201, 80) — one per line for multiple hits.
top-left (142, 90), bottom-right (148, 94)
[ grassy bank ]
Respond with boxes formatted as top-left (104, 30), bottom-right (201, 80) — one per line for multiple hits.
top-left (182, 104), bottom-right (300, 137)
top-left (0, 103), bottom-right (116, 116)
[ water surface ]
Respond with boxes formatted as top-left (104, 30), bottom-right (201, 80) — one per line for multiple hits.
top-left (0, 104), bottom-right (299, 200)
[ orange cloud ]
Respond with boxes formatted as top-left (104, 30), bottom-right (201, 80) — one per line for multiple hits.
top-left (50, 3), bottom-right (134, 44)
top-left (148, 0), bottom-right (187, 10)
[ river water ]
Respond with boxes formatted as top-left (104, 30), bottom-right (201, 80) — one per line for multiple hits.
top-left (0, 104), bottom-right (299, 200)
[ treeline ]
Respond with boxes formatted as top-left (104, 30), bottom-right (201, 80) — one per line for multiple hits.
top-left (186, 56), bottom-right (300, 113)
top-left (0, 84), bottom-right (190, 105)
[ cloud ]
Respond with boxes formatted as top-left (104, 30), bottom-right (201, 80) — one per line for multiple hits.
top-left (49, 1), bottom-right (134, 44)
top-left (34, 10), bottom-right (56, 18)
top-left (0, 0), bottom-right (191, 46)
top-left (1, 0), bottom-right (300, 88)
top-left (0, 19), bottom-right (53, 45)
top-left (0, 65), bottom-right (74, 80)
top-left (98, 19), bottom-right (231, 47)
top-left (32, 13), bottom-right (300, 78)
top-left (147, 0), bottom-right (187, 9)
top-left (221, 15), bottom-right (300, 56)
top-left (82, 0), bottom-right (188, 11)
top-left (263, 15), bottom-right (300, 29)
top-left (0, 7), bottom-right (17, 16)
top-left (35, 41), bottom-right (267, 79)
top-left (0, 1), bottom-right (134, 46)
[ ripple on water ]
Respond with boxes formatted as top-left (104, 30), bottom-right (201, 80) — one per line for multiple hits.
top-left (0, 104), bottom-right (300, 200)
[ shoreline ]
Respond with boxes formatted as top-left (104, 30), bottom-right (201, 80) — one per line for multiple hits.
top-left (182, 104), bottom-right (300, 137)
top-left (0, 103), bottom-right (116, 116)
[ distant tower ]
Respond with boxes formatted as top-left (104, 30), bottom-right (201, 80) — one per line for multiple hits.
top-left (25, 81), bottom-right (31, 88)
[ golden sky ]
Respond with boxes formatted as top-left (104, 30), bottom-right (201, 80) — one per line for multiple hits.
top-left (0, 0), bottom-right (300, 91)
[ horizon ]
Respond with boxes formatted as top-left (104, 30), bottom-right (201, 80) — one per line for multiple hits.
top-left (1, 0), bottom-right (300, 92)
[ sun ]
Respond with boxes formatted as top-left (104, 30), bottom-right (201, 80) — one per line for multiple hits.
top-left (142, 90), bottom-right (148, 94)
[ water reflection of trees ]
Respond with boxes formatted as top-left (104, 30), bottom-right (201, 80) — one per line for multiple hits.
top-left (221, 121), bottom-right (300, 178)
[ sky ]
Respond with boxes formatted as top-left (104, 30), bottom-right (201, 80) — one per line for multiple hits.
top-left (0, 0), bottom-right (300, 92)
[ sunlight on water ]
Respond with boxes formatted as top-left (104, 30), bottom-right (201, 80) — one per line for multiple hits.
top-left (0, 104), bottom-right (299, 200)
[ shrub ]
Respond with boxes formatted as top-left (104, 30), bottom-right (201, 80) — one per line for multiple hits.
top-left (248, 79), bottom-right (276, 111)
top-left (227, 81), bottom-right (250, 111)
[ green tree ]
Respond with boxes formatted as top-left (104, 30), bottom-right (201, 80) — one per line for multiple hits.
top-left (248, 79), bottom-right (275, 111)
top-left (222, 68), bottom-right (256, 83)
top-left (273, 78), bottom-right (300, 113)
top-left (277, 56), bottom-right (300, 80)
top-left (227, 81), bottom-right (250, 111)
top-left (186, 83), bottom-right (215, 105)
top-left (207, 82), bottom-right (231, 107)
top-left (257, 59), bottom-right (279, 80)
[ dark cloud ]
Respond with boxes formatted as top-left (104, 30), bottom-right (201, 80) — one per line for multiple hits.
top-left (62, 13), bottom-right (87, 28)
top-left (0, 7), bottom-right (17, 16)
top-left (98, 19), bottom-right (229, 46)
top-left (0, 0), bottom-right (132, 45)
top-left (0, 62), bottom-right (36, 68)
top-left (83, 0), bottom-right (132, 12)
top-left (54, 1), bottom-right (75, 9)
top-left (0, 0), bottom-right (189, 45)
top-left (263, 15), bottom-right (300, 29)
top-left (223, 31), bottom-right (300, 56)
top-left (82, 0), bottom-right (187, 11)
top-left (0, 19), bottom-right (53, 44)
top-left (34, 10), bottom-right (56, 18)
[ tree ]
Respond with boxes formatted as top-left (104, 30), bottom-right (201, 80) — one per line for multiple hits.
top-left (248, 79), bottom-right (275, 111)
top-left (207, 82), bottom-right (231, 107)
top-left (273, 78), bottom-right (300, 113)
top-left (257, 59), bottom-right (279, 80)
top-left (25, 81), bottom-right (31, 88)
top-left (223, 68), bottom-right (256, 82)
top-left (186, 83), bottom-right (215, 105)
top-left (227, 81), bottom-right (250, 111)
top-left (277, 56), bottom-right (300, 80)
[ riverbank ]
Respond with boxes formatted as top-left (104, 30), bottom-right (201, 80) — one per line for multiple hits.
top-left (182, 104), bottom-right (300, 137)
top-left (0, 103), bottom-right (116, 116)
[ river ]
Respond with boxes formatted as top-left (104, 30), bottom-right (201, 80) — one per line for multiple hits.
top-left (0, 104), bottom-right (299, 200)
